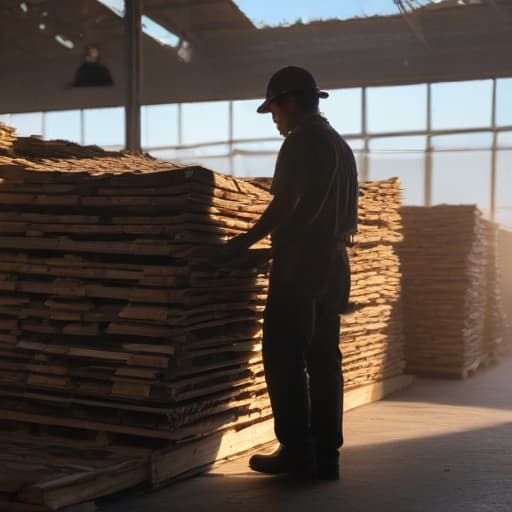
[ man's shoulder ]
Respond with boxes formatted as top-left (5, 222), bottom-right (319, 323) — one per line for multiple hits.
top-left (282, 116), bottom-right (335, 152)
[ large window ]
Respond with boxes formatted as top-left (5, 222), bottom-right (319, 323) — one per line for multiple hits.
top-left (496, 78), bottom-right (512, 127)
top-left (45, 110), bottom-right (81, 143)
top-left (367, 84), bottom-right (426, 133)
top-left (2, 77), bottom-right (511, 226)
top-left (5, 112), bottom-right (43, 137)
top-left (496, 150), bottom-right (512, 227)
top-left (368, 137), bottom-right (426, 205)
top-left (431, 80), bottom-right (493, 130)
top-left (141, 104), bottom-right (179, 148)
top-left (182, 101), bottom-right (229, 145)
top-left (322, 88), bottom-right (362, 135)
top-left (233, 99), bottom-right (276, 140)
top-left (83, 107), bottom-right (124, 147)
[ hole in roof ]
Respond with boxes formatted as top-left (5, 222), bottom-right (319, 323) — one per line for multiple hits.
top-left (19, 2), bottom-right (28, 13)
top-left (97, 1), bottom-right (184, 49)
top-left (39, 23), bottom-right (46, 30)
top-left (55, 34), bottom-right (75, 49)
top-left (97, 0), bottom-right (124, 16)
top-left (234, 0), bottom-right (459, 28)
top-left (142, 16), bottom-right (180, 47)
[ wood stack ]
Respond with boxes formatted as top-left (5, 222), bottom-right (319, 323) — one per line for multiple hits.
top-left (481, 219), bottom-right (507, 363)
top-left (399, 205), bottom-right (487, 378)
top-left (0, 123), bottom-right (16, 153)
top-left (498, 228), bottom-right (512, 348)
top-left (11, 135), bottom-right (120, 160)
top-left (0, 157), bottom-right (273, 441)
top-left (0, 132), bottom-right (411, 508)
top-left (341, 178), bottom-right (405, 388)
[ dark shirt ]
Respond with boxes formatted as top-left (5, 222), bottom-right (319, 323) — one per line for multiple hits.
top-left (270, 113), bottom-right (358, 258)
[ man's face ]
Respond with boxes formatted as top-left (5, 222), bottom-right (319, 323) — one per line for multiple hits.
top-left (268, 96), bottom-right (299, 137)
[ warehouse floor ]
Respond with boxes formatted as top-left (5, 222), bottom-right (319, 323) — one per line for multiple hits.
top-left (98, 356), bottom-right (512, 512)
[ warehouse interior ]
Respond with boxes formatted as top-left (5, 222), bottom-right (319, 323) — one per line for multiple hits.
top-left (0, 0), bottom-right (511, 510)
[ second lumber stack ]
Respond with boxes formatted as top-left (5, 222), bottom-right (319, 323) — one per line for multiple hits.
top-left (399, 205), bottom-right (506, 377)
top-left (341, 178), bottom-right (404, 389)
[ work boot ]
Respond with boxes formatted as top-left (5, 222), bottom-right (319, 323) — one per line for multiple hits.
top-left (316, 448), bottom-right (340, 480)
top-left (249, 444), bottom-right (316, 478)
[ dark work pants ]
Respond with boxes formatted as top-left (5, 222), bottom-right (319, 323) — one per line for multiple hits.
top-left (262, 244), bottom-right (349, 453)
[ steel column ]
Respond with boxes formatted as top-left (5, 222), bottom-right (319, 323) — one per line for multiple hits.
top-left (125, 0), bottom-right (142, 152)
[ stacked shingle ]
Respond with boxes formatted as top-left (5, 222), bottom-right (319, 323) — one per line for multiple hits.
top-left (399, 205), bottom-right (506, 378)
top-left (341, 178), bottom-right (404, 388)
top-left (0, 123), bottom-right (16, 153)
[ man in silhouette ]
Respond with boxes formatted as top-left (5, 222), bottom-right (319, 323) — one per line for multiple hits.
top-left (223, 66), bottom-right (358, 480)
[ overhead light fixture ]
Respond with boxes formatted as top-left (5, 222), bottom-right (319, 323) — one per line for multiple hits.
top-left (73, 46), bottom-right (114, 87)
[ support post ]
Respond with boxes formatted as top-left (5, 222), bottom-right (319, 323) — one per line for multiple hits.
top-left (360, 86), bottom-right (369, 182)
top-left (228, 100), bottom-right (234, 176)
top-left (424, 83), bottom-right (432, 206)
top-left (490, 78), bottom-right (497, 221)
top-left (125, 0), bottom-right (142, 152)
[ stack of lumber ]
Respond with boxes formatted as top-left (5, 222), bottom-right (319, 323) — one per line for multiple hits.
top-left (498, 228), bottom-right (512, 347)
top-left (0, 128), bottom-right (411, 509)
top-left (481, 219), bottom-right (506, 363)
top-left (249, 177), bottom-right (406, 390)
top-left (0, 123), bottom-right (16, 153)
top-left (341, 178), bottom-right (405, 388)
top-left (0, 156), bottom-right (273, 441)
top-left (11, 135), bottom-right (120, 160)
top-left (399, 205), bottom-right (487, 378)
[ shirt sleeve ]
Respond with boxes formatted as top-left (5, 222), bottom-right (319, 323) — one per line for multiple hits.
top-left (270, 131), bottom-right (311, 199)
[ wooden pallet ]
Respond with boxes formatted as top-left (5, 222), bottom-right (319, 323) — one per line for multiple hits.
top-left (0, 374), bottom-right (413, 511)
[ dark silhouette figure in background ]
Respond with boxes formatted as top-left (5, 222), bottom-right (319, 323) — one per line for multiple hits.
top-left (221, 66), bottom-right (358, 480)
top-left (74, 46), bottom-right (113, 87)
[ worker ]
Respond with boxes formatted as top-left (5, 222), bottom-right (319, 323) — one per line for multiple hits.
top-left (221, 66), bottom-right (358, 480)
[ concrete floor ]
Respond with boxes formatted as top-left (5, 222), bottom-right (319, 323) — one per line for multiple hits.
top-left (98, 357), bottom-right (512, 512)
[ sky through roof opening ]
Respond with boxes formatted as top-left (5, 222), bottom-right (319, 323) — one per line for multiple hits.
top-left (97, 0), bottom-right (182, 49)
top-left (234, 0), bottom-right (456, 28)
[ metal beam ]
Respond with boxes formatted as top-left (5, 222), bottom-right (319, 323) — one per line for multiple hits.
top-left (361, 86), bottom-right (369, 182)
top-left (228, 100), bottom-right (234, 175)
top-left (424, 82), bottom-right (432, 206)
top-left (125, 0), bottom-right (142, 152)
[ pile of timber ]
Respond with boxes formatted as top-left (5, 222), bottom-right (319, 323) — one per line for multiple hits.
top-left (498, 228), bottom-right (512, 345)
top-left (481, 219), bottom-right (506, 362)
top-left (0, 128), bottom-right (411, 508)
top-left (11, 135), bottom-right (120, 160)
top-left (0, 123), bottom-right (16, 153)
top-left (248, 177), bottom-right (406, 390)
top-left (399, 205), bottom-right (506, 378)
top-left (0, 157), bottom-right (273, 441)
top-left (341, 178), bottom-right (404, 388)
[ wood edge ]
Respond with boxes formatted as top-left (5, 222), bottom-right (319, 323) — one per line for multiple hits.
top-left (344, 374), bottom-right (415, 412)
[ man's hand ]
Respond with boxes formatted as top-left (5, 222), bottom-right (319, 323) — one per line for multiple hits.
top-left (184, 234), bottom-right (250, 267)
top-left (222, 233), bottom-right (250, 260)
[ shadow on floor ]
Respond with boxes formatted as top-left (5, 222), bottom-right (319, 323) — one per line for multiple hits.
top-left (97, 418), bottom-right (512, 512)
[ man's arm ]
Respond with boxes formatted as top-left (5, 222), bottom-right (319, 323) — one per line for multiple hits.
top-left (224, 189), bottom-right (300, 255)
